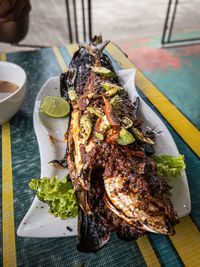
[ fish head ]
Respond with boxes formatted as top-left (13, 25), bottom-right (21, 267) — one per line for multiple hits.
top-left (104, 174), bottom-right (177, 235)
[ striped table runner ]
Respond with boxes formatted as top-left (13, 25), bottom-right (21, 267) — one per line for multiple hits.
top-left (1, 43), bottom-right (200, 267)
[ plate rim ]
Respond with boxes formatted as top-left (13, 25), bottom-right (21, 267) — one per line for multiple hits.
top-left (17, 71), bottom-right (191, 238)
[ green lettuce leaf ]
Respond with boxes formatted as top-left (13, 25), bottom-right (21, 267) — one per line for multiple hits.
top-left (152, 154), bottom-right (186, 178)
top-left (29, 176), bottom-right (79, 219)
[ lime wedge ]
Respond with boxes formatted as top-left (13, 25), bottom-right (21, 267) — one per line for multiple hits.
top-left (40, 95), bottom-right (70, 118)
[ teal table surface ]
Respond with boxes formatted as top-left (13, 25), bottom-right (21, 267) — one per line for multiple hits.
top-left (0, 43), bottom-right (200, 267)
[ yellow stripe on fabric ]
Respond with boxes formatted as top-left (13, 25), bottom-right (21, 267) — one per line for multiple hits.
top-left (1, 53), bottom-right (17, 267)
top-left (52, 46), bottom-right (68, 72)
top-left (2, 123), bottom-right (17, 267)
top-left (63, 43), bottom-right (160, 266)
top-left (170, 217), bottom-right (200, 266)
top-left (0, 53), bottom-right (6, 61)
top-left (137, 236), bottom-right (161, 266)
top-left (106, 42), bottom-right (200, 157)
top-left (65, 44), bottom-right (79, 58)
top-left (106, 42), bottom-right (200, 265)
top-left (136, 72), bottom-right (200, 157)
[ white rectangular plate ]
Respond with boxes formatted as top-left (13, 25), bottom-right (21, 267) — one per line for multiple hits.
top-left (17, 69), bottom-right (191, 238)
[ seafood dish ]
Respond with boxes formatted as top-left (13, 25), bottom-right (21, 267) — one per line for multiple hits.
top-left (59, 36), bottom-right (178, 252)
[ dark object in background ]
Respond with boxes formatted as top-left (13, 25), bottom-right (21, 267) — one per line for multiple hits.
top-left (0, 0), bottom-right (31, 43)
top-left (65, 0), bottom-right (92, 43)
top-left (162, 0), bottom-right (200, 46)
top-left (0, 16), bottom-right (29, 43)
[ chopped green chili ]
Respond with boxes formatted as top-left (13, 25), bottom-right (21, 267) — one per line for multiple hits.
top-left (117, 127), bottom-right (135, 145)
top-left (68, 90), bottom-right (78, 102)
top-left (130, 127), bottom-right (154, 145)
top-left (95, 132), bottom-right (104, 141)
top-left (90, 66), bottom-right (115, 77)
top-left (86, 107), bottom-right (104, 118)
top-left (121, 116), bottom-right (133, 129)
top-left (80, 115), bottom-right (92, 141)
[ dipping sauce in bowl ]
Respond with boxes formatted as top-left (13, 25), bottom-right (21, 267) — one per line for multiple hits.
top-left (0, 62), bottom-right (26, 125)
top-left (0, 80), bottom-right (19, 100)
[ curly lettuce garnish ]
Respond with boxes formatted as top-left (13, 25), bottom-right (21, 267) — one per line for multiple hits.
top-left (152, 154), bottom-right (186, 178)
top-left (29, 176), bottom-right (79, 219)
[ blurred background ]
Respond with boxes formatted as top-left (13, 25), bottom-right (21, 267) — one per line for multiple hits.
top-left (1, 0), bottom-right (200, 51)
top-left (1, 0), bottom-right (200, 127)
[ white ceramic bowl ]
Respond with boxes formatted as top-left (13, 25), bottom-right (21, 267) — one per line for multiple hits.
top-left (0, 61), bottom-right (26, 125)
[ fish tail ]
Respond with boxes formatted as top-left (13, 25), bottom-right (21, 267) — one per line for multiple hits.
top-left (77, 209), bottom-right (110, 252)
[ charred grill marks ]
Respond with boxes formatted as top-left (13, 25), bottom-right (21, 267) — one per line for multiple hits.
top-left (60, 36), bottom-right (178, 252)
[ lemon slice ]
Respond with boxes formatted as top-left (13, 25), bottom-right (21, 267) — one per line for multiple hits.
top-left (40, 95), bottom-right (70, 118)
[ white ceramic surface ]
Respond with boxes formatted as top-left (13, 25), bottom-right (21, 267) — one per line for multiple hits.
top-left (0, 61), bottom-right (26, 125)
top-left (17, 69), bottom-right (191, 238)
top-left (17, 77), bottom-right (77, 238)
top-left (118, 69), bottom-right (190, 218)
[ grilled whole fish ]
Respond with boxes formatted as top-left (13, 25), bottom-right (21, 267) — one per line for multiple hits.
top-left (60, 36), bottom-right (178, 252)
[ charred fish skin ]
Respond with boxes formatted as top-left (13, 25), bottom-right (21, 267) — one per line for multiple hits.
top-left (60, 36), bottom-right (178, 252)
top-left (77, 209), bottom-right (110, 253)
